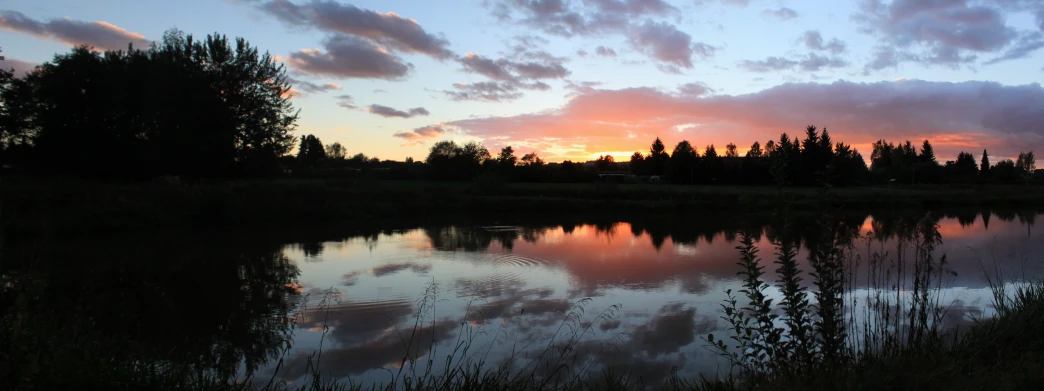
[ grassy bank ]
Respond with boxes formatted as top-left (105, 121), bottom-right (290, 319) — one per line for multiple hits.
top-left (3, 177), bottom-right (1044, 236)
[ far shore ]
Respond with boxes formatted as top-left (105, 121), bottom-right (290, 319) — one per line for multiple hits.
top-left (3, 177), bottom-right (1043, 237)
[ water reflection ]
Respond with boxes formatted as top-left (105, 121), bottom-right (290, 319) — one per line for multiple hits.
top-left (267, 209), bottom-right (1042, 386)
top-left (12, 210), bottom-right (1040, 386)
top-left (4, 236), bottom-right (301, 377)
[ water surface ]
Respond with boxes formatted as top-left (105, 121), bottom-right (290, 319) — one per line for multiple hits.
top-left (261, 210), bottom-right (1043, 385)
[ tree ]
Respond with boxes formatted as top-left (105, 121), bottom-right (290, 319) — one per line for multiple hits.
top-left (647, 137), bottom-right (669, 175)
top-left (4, 29), bottom-right (298, 178)
top-left (725, 143), bottom-right (739, 158)
top-left (1016, 151), bottom-right (1036, 174)
top-left (498, 146), bottom-right (517, 167)
top-left (992, 159), bottom-right (1018, 183)
top-left (596, 154), bottom-right (615, 171)
top-left (520, 152), bottom-right (544, 167)
top-left (296, 134), bottom-right (325, 167)
top-left (425, 140), bottom-right (489, 181)
top-left (980, 149), bottom-right (991, 178)
top-left (669, 140), bottom-right (699, 184)
top-left (954, 151), bottom-right (978, 181)
top-left (325, 142), bottom-right (346, 160)
top-left (919, 140), bottom-right (936, 164)
top-left (629, 152), bottom-right (645, 175)
top-left (746, 141), bottom-right (762, 158)
top-left (0, 47), bottom-right (33, 164)
top-left (702, 144), bottom-right (724, 182)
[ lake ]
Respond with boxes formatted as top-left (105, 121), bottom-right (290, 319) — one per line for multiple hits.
top-left (21, 209), bottom-right (1044, 387)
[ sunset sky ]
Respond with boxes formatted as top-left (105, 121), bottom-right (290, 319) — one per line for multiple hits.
top-left (2, 0), bottom-right (1043, 163)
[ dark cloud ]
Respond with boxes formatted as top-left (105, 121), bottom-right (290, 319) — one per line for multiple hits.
top-left (564, 80), bottom-right (604, 96)
top-left (676, 81), bottom-right (713, 97)
top-left (630, 303), bottom-right (697, 357)
top-left (370, 262), bottom-right (432, 276)
top-left (595, 45), bottom-right (617, 57)
top-left (286, 76), bottom-right (342, 94)
top-left (251, 0), bottom-right (453, 59)
top-left (489, 0), bottom-right (678, 37)
top-left (628, 20), bottom-right (714, 72)
top-left (984, 32), bottom-right (1044, 64)
top-left (853, 0), bottom-right (1018, 68)
top-left (740, 53), bottom-right (847, 72)
top-left (367, 104), bottom-right (431, 118)
top-left (0, 11), bottom-right (152, 51)
top-left (459, 53), bottom-right (570, 82)
top-left (864, 45), bottom-right (903, 73)
top-left (279, 319), bottom-right (458, 379)
top-left (803, 31), bottom-right (846, 54)
top-left (738, 56), bottom-right (797, 72)
top-left (393, 125), bottom-right (448, 143)
top-left (762, 7), bottom-right (799, 21)
top-left (0, 57), bottom-right (37, 77)
top-left (450, 51), bottom-right (568, 101)
top-left (489, 0), bottom-right (697, 67)
top-left (442, 81), bottom-right (524, 102)
top-left (798, 53), bottom-right (848, 71)
top-left (287, 34), bottom-right (412, 80)
top-left (335, 94), bottom-right (356, 109)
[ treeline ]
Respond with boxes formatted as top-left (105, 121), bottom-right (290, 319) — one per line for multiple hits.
top-left (412, 127), bottom-right (1039, 186)
top-left (0, 31), bottom-right (297, 178)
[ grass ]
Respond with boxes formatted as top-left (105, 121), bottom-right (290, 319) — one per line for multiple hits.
top-left (3, 176), bottom-right (1044, 237)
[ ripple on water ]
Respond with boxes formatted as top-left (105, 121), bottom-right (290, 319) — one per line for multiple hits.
top-left (488, 253), bottom-right (551, 268)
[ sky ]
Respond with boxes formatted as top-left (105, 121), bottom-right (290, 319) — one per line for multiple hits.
top-left (2, 0), bottom-right (1043, 163)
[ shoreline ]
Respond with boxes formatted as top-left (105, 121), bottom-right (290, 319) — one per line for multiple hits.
top-left (4, 177), bottom-right (1043, 237)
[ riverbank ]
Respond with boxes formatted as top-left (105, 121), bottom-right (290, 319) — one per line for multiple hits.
top-left (3, 177), bottom-right (1043, 237)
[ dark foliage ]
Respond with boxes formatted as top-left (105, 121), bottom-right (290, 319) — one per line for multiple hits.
top-left (0, 30), bottom-right (298, 179)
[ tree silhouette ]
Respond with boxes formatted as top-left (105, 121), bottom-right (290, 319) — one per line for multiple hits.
top-left (993, 159), bottom-right (1018, 183)
top-left (596, 154), bottom-right (615, 171)
top-left (297, 134), bottom-right (325, 167)
top-left (425, 140), bottom-right (490, 180)
top-left (647, 138), bottom-right (669, 175)
top-left (955, 151), bottom-right (978, 181)
top-left (629, 152), bottom-right (645, 175)
top-left (498, 146), bottom-right (517, 167)
top-left (2, 29), bottom-right (297, 178)
top-left (919, 140), bottom-right (936, 164)
top-left (325, 142), bottom-right (346, 160)
top-left (669, 140), bottom-right (699, 184)
top-left (725, 143), bottom-right (739, 158)
top-left (746, 141), bottom-right (762, 158)
top-left (980, 149), bottom-right (991, 179)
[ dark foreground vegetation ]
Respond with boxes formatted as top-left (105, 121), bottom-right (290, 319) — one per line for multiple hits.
top-left (3, 209), bottom-right (1044, 390)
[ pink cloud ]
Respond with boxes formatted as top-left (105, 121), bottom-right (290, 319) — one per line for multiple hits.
top-left (0, 11), bottom-right (151, 51)
top-left (393, 125), bottom-right (448, 145)
top-left (445, 80), bottom-right (1044, 162)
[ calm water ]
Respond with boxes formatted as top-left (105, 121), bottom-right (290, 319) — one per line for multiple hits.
top-left (256, 211), bottom-right (1043, 385)
top-left (23, 210), bottom-right (1043, 386)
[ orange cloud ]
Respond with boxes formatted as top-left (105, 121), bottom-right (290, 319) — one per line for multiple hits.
top-left (447, 80), bottom-right (1044, 162)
